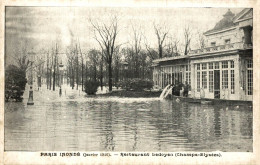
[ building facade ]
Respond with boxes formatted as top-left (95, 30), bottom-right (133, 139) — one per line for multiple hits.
top-left (152, 8), bottom-right (253, 101)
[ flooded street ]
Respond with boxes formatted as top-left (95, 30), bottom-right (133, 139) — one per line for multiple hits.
top-left (5, 85), bottom-right (252, 152)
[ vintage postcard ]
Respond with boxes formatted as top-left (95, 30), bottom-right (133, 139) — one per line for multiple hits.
top-left (0, 0), bottom-right (259, 164)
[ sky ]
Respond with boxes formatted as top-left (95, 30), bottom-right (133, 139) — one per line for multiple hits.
top-left (5, 7), bottom-right (244, 65)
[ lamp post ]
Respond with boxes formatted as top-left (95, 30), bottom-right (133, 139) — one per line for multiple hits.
top-left (37, 75), bottom-right (41, 91)
top-left (122, 62), bottom-right (128, 81)
top-left (27, 51), bottom-right (35, 105)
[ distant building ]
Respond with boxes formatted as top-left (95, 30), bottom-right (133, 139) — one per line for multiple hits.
top-left (152, 8), bottom-right (253, 101)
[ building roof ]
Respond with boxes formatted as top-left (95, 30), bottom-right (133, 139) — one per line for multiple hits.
top-left (232, 8), bottom-right (248, 22)
top-left (204, 9), bottom-right (236, 35)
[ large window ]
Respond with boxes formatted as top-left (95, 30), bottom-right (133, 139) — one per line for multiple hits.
top-left (215, 62), bottom-right (219, 69)
top-left (222, 61), bottom-right (228, 69)
top-left (209, 71), bottom-right (214, 93)
top-left (197, 72), bottom-right (200, 92)
top-left (197, 64), bottom-right (200, 70)
top-left (231, 70), bottom-right (235, 94)
top-left (247, 59), bottom-right (253, 68)
top-left (247, 59), bottom-right (253, 95)
top-left (209, 62), bottom-right (213, 69)
top-left (202, 71), bottom-right (207, 89)
top-left (248, 70), bottom-right (253, 95)
top-left (230, 60), bottom-right (234, 68)
top-left (186, 72), bottom-right (191, 85)
top-left (222, 70), bottom-right (228, 89)
top-left (202, 63), bottom-right (207, 70)
top-left (185, 65), bottom-right (191, 85)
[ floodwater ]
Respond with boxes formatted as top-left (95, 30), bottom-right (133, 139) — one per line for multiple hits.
top-left (4, 85), bottom-right (253, 152)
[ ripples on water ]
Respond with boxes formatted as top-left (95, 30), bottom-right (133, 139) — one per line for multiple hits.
top-left (4, 89), bottom-right (252, 152)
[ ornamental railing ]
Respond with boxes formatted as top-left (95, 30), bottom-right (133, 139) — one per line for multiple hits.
top-left (189, 42), bottom-right (252, 55)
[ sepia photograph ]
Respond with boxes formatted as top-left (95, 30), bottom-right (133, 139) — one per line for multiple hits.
top-left (1, 2), bottom-right (258, 164)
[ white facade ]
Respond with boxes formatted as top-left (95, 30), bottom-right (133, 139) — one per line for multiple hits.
top-left (152, 8), bottom-right (253, 101)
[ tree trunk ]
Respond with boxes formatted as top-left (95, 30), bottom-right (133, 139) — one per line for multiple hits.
top-left (115, 60), bottom-right (119, 89)
top-left (81, 60), bottom-right (84, 91)
top-left (72, 67), bottom-right (74, 89)
top-left (85, 60), bottom-right (88, 82)
top-left (108, 60), bottom-right (112, 92)
top-left (76, 56), bottom-right (79, 90)
top-left (53, 56), bottom-right (56, 91)
top-left (184, 44), bottom-right (189, 55)
top-left (49, 67), bottom-right (52, 90)
top-left (47, 54), bottom-right (49, 89)
top-left (56, 56), bottom-right (59, 87)
top-left (159, 45), bottom-right (163, 58)
top-left (94, 64), bottom-right (97, 83)
top-left (100, 58), bottom-right (103, 91)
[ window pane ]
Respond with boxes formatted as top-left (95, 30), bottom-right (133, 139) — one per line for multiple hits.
top-left (247, 59), bottom-right (253, 68)
top-left (197, 72), bottom-right (200, 92)
top-left (215, 62), bottom-right (219, 69)
top-left (202, 63), bottom-right (207, 70)
top-left (230, 60), bottom-right (234, 68)
top-left (231, 70), bottom-right (235, 94)
top-left (248, 70), bottom-right (253, 95)
top-left (209, 71), bottom-right (213, 92)
top-left (185, 72), bottom-right (191, 85)
top-left (197, 64), bottom-right (200, 70)
top-left (222, 61), bottom-right (228, 69)
top-left (209, 62), bottom-right (213, 69)
top-left (202, 71), bottom-right (207, 89)
top-left (222, 70), bottom-right (228, 89)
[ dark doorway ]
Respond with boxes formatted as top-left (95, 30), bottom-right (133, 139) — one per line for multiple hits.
top-left (214, 70), bottom-right (220, 99)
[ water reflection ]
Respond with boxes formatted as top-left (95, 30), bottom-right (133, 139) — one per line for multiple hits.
top-left (5, 96), bottom-right (252, 152)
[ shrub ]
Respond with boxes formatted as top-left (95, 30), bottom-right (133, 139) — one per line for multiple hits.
top-left (84, 80), bottom-right (99, 95)
top-left (5, 65), bottom-right (27, 102)
top-left (120, 78), bottom-right (153, 91)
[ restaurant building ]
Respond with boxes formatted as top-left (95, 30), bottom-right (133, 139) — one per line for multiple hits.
top-left (152, 8), bottom-right (253, 101)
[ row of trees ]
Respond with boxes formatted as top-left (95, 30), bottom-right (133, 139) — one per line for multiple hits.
top-left (7, 16), bottom-right (206, 95)
top-left (90, 16), bottom-right (203, 91)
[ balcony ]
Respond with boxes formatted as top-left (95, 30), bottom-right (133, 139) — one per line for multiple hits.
top-left (189, 42), bottom-right (252, 56)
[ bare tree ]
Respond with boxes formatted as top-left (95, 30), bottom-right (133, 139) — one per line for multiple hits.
top-left (52, 44), bottom-right (58, 91)
top-left (130, 24), bottom-right (142, 57)
top-left (91, 16), bottom-right (120, 91)
top-left (75, 44), bottom-right (79, 90)
top-left (78, 40), bottom-right (85, 91)
top-left (184, 25), bottom-right (192, 55)
top-left (153, 23), bottom-right (169, 58)
top-left (197, 30), bottom-right (205, 49)
top-left (66, 47), bottom-right (75, 89)
top-left (165, 35), bottom-right (180, 57)
top-left (143, 36), bottom-right (158, 60)
top-left (88, 49), bottom-right (99, 82)
top-left (99, 51), bottom-right (104, 91)
top-left (112, 47), bottom-right (121, 87)
top-left (129, 23), bottom-right (143, 78)
top-left (9, 40), bottom-right (30, 72)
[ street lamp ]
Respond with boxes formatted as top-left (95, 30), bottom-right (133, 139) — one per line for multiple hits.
top-left (122, 62), bottom-right (128, 81)
top-left (27, 51), bottom-right (35, 105)
top-left (37, 75), bottom-right (41, 91)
